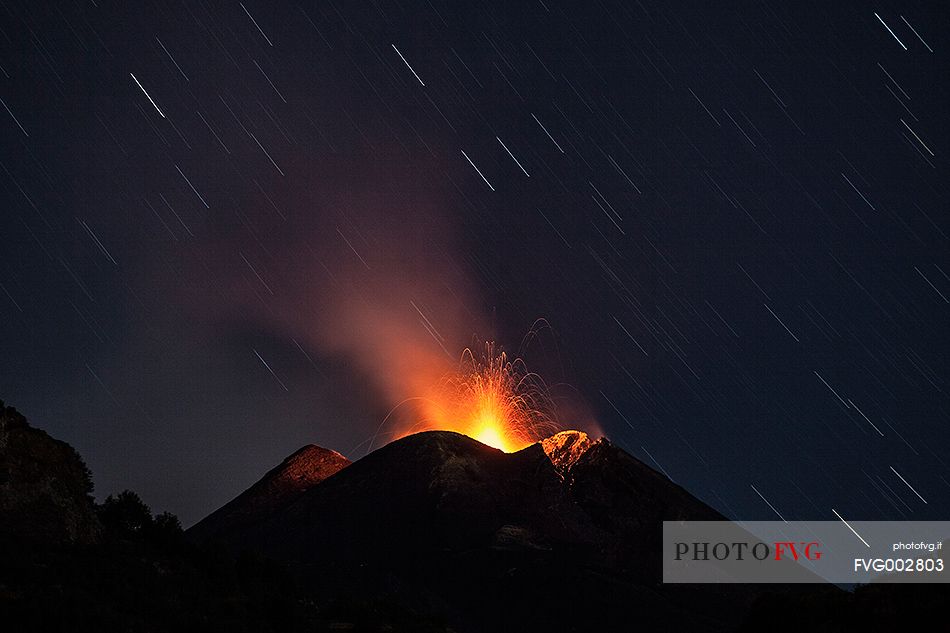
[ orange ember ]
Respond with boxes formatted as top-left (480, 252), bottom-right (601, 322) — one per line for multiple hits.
top-left (414, 342), bottom-right (560, 452)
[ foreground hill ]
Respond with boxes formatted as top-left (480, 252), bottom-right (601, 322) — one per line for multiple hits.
top-left (0, 401), bottom-right (441, 631)
top-left (3, 398), bottom-right (945, 632)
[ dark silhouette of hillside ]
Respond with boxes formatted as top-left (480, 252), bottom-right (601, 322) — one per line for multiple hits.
top-left (189, 443), bottom-right (350, 544)
top-left (0, 400), bottom-right (444, 632)
top-left (188, 430), bottom-right (785, 631)
top-left (2, 399), bottom-right (947, 632)
top-left (0, 401), bottom-right (98, 544)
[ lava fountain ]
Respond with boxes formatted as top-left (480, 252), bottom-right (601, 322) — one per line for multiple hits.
top-left (410, 342), bottom-right (561, 452)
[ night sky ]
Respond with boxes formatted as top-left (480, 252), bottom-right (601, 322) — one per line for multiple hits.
top-left (2, 0), bottom-right (948, 527)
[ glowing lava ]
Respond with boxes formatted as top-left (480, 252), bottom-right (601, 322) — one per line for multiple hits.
top-left (472, 424), bottom-right (511, 453)
top-left (417, 342), bottom-right (560, 452)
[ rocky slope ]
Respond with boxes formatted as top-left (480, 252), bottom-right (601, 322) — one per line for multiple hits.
top-left (188, 443), bottom-right (350, 542)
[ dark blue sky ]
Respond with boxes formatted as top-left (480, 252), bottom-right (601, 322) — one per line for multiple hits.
top-left (1, 0), bottom-right (948, 526)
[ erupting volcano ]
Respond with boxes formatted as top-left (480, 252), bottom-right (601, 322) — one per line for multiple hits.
top-left (186, 406), bottom-right (742, 632)
top-left (406, 342), bottom-right (561, 453)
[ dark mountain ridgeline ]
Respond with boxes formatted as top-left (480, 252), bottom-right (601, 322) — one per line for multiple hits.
top-left (0, 401), bottom-right (441, 631)
top-left (188, 443), bottom-right (351, 543)
top-left (188, 429), bottom-right (750, 631)
top-left (2, 399), bottom-right (946, 631)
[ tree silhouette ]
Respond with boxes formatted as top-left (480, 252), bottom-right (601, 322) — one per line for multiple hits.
top-left (97, 490), bottom-right (153, 538)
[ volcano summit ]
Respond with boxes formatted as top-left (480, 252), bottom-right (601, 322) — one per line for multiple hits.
top-left (187, 429), bottom-right (756, 631)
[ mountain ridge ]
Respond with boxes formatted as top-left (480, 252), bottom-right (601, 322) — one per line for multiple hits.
top-left (188, 442), bottom-right (350, 542)
top-left (6, 399), bottom-right (937, 633)
top-left (186, 428), bottom-right (739, 631)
